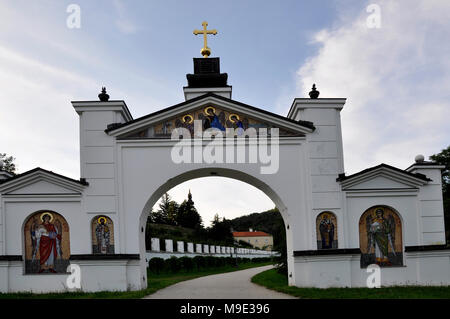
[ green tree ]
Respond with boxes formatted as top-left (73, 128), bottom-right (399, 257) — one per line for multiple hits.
top-left (430, 146), bottom-right (450, 244)
top-left (149, 193), bottom-right (179, 225)
top-left (229, 207), bottom-right (285, 248)
top-left (0, 153), bottom-right (16, 174)
top-left (176, 190), bottom-right (202, 229)
top-left (208, 214), bottom-right (234, 245)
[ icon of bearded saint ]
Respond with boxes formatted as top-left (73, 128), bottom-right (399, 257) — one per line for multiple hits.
top-left (95, 217), bottom-right (111, 254)
top-left (366, 208), bottom-right (396, 266)
top-left (319, 214), bottom-right (335, 249)
top-left (31, 213), bottom-right (63, 273)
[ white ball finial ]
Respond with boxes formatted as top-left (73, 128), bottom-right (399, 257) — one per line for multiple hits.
top-left (415, 154), bottom-right (425, 163)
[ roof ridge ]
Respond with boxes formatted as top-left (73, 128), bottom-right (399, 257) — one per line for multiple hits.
top-left (0, 167), bottom-right (89, 186)
top-left (104, 93), bottom-right (315, 134)
top-left (337, 163), bottom-right (431, 183)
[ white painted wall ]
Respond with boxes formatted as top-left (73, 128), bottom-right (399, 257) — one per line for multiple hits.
top-left (293, 250), bottom-right (450, 288)
top-left (0, 95), bottom-right (447, 293)
top-left (288, 99), bottom-right (346, 250)
top-left (145, 252), bottom-right (277, 261)
top-left (407, 165), bottom-right (446, 245)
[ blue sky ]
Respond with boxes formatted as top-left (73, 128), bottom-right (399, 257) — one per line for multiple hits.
top-left (1, 0), bottom-right (449, 225)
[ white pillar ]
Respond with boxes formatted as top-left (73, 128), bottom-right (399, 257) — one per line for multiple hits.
top-left (165, 239), bottom-right (173, 252)
top-left (151, 238), bottom-right (160, 252)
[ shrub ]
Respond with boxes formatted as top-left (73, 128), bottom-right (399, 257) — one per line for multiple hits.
top-left (205, 256), bottom-right (215, 268)
top-left (193, 256), bottom-right (205, 269)
top-left (215, 257), bottom-right (225, 267)
top-left (148, 257), bottom-right (165, 274)
top-left (225, 257), bottom-right (234, 266)
top-left (179, 256), bottom-right (194, 272)
top-left (166, 256), bottom-right (181, 273)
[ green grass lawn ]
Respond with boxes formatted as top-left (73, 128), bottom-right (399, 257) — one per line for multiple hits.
top-left (0, 261), bottom-right (271, 299)
top-left (251, 268), bottom-right (450, 299)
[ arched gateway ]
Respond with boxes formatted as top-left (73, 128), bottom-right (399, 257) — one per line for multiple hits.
top-left (0, 54), bottom-right (448, 293)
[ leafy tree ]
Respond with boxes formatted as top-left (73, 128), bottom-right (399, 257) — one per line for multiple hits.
top-left (176, 190), bottom-right (202, 229)
top-left (430, 146), bottom-right (450, 244)
top-left (0, 153), bottom-right (16, 174)
top-left (229, 207), bottom-right (287, 274)
top-left (229, 207), bottom-right (285, 248)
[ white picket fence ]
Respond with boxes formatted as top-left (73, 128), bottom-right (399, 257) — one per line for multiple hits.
top-left (145, 238), bottom-right (278, 261)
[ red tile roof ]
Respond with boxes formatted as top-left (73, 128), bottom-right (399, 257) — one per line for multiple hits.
top-left (232, 231), bottom-right (271, 237)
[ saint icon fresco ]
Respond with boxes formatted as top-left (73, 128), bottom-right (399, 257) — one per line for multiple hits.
top-left (24, 211), bottom-right (70, 274)
top-left (92, 215), bottom-right (114, 254)
top-left (359, 206), bottom-right (403, 267)
top-left (175, 114), bottom-right (194, 135)
top-left (226, 113), bottom-right (246, 136)
top-left (316, 212), bottom-right (337, 249)
top-left (198, 106), bottom-right (226, 131)
top-left (146, 105), bottom-right (295, 139)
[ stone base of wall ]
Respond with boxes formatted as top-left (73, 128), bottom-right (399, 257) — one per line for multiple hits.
top-left (293, 249), bottom-right (450, 288)
top-left (0, 256), bottom-right (142, 293)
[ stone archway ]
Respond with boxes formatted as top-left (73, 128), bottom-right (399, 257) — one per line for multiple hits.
top-left (137, 167), bottom-right (293, 289)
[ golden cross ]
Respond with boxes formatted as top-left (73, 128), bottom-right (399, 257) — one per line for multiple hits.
top-left (193, 21), bottom-right (217, 58)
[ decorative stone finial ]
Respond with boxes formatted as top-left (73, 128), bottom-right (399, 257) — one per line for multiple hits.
top-left (309, 84), bottom-right (320, 99)
top-left (98, 87), bottom-right (110, 102)
top-left (415, 154), bottom-right (425, 163)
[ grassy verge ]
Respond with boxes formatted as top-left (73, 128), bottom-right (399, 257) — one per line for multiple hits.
top-left (0, 261), bottom-right (271, 299)
top-left (251, 268), bottom-right (450, 299)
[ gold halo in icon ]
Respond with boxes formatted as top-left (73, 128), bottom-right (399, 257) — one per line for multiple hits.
top-left (40, 212), bottom-right (54, 223)
top-left (371, 207), bottom-right (385, 219)
top-left (97, 216), bottom-right (107, 224)
top-left (228, 113), bottom-right (240, 123)
top-left (182, 114), bottom-right (194, 124)
top-left (204, 106), bottom-right (216, 115)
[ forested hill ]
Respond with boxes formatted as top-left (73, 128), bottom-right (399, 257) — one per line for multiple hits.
top-left (229, 208), bottom-right (285, 249)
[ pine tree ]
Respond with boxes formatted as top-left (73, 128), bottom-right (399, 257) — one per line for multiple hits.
top-left (149, 193), bottom-right (178, 225)
top-left (208, 214), bottom-right (233, 244)
top-left (176, 190), bottom-right (202, 229)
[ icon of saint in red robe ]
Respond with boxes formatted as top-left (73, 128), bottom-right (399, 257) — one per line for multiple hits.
top-left (32, 213), bottom-right (62, 273)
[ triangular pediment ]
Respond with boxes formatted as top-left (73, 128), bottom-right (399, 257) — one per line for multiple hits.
top-left (344, 175), bottom-right (419, 190)
top-left (338, 164), bottom-right (430, 190)
top-left (7, 180), bottom-right (78, 195)
top-left (106, 93), bottom-right (315, 138)
top-left (0, 168), bottom-right (87, 195)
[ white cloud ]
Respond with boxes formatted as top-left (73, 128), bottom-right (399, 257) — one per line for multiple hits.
top-left (153, 177), bottom-right (275, 227)
top-left (296, 0), bottom-right (450, 174)
top-left (0, 45), bottom-right (103, 178)
top-left (0, 1), bottom-right (276, 224)
top-left (113, 0), bottom-right (138, 34)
